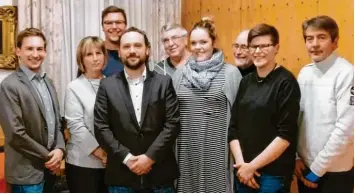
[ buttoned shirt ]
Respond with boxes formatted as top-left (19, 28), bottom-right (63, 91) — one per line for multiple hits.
top-left (20, 65), bottom-right (55, 149)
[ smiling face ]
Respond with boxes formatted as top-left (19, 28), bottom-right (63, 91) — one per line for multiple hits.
top-left (102, 12), bottom-right (127, 44)
top-left (119, 31), bottom-right (150, 70)
top-left (190, 28), bottom-right (214, 62)
top-left (249, 35), bottom-right (279, 68)
top-left (233, 30), bottom-right (252, 68)
top-left (16, 36), bottom-right (46, 72)
top-left (162, 28), bottom-right (187, 59)
top-left (304, 27), bottom-right (338, 62)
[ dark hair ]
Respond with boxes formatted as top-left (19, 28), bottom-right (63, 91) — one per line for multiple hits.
top-left (101, 6), bottom-right (127, 25)
top-left (118, 27), bottom-right (151, 48)
top-left (191, 17), bottom-right (217, 42)
top-left (248, 23), bottom-right (279, 45)
top-left (302, 15), bottom-right (339, 42)
top-left (16, 28), bottom-right (47, 48)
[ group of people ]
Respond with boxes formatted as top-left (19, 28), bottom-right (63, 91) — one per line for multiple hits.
top-left (0, 5), bottom-right (353, 193)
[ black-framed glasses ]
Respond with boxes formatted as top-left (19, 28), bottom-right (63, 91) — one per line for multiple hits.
top-left (162, 35), bottom-right (186, 45)
top-left (232, 43), bottom-right (249, 52)
top-left (248, 44), bottom-right (274, 53)
top-left (103, 20), bottom-right (126, 26)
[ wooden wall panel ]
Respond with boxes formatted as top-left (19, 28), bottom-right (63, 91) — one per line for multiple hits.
top-left (318, 0), bottom-right (354, 65)
top-left (181, 0), bottom-right (354, 77)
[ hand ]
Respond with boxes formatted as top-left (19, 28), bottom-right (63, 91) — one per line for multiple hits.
top-left (294, 159), bottom-right (305, 179)
top-left (126, 155), bottom-right (139, 172)
top-left (246, 177), bottom-right (260, 189)
top-left (92, 147), bottom-right (107, 164)
top-left (235, 163), bottom-right (260, 184)
top-left (300, 176), bottom-right (318, 188)
top-left (45, 149), bottom-right (63, 172)
top-left (130, 154), bottom-right (155, 175)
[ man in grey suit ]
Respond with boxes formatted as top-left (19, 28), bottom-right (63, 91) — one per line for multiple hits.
top-left (0, 28), bottom-right (65, 193)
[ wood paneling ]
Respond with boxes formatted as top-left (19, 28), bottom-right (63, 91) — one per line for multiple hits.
top-left (181, 0), bottom-right (354, 76)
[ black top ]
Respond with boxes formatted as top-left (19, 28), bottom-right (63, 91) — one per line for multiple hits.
top-left (238, 64), bottom-right (256, 77)
top-left (228, 66), bottom-right (300, 177)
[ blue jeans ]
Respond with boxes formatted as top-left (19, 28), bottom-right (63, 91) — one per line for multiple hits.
top-left (235, 173), bottom-right (290, 193)
top-left (108, 185), bottom-right (174, 193)
top-left (11, 182), bottom-right (44, 193)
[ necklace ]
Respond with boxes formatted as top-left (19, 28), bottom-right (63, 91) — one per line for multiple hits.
top-left (256, 63), bottom-right (278, 83)
top-left (84, 75), bottom-right (101, 94)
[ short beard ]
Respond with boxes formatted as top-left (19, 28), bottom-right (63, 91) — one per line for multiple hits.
top-left (123, 56), bottom-right (149, 70)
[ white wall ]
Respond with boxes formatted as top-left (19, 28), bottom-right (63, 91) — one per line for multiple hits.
top-left (0, 0), bottom-right (15, 83)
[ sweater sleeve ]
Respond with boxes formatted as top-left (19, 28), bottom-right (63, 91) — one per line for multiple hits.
top-left (310, 68), bottom-right (354, 177)
top-left (65, 84), bottom-right (99, 156)
top-left (228, 77), bottom-right (245, 143)
top-left (276, 80), bottom-right (301, 143)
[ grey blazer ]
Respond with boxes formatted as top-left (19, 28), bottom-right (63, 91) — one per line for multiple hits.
top-left (0, 68), bottom-right (65, 185)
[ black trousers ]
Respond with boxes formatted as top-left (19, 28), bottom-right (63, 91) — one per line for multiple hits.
top-left (65, 162), bottom-right (107, 193)
top-left (298, 168), bottom-right (354, 193)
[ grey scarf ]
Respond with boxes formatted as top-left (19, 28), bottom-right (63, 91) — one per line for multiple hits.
top-left (182, 50), bottom-right (225, 91)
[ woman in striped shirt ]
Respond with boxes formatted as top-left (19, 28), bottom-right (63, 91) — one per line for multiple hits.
top-left (172, 17), bottom-right (242, 192)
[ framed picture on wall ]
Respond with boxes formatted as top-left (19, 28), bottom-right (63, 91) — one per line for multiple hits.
top-left (0, 6), bottom-right (17, 69)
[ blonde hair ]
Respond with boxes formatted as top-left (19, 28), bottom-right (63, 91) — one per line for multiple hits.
top-left (191, 16), bottom-right (217, 42)
top-left (76, 36), bottom-right (107, 75)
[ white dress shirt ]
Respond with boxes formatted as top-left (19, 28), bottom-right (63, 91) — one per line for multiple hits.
top-left (123, 67), bottom-right (147, 164)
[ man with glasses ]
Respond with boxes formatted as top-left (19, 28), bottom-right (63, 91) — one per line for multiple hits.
top-left (232, 29), bottom-right (255, 77)
top-left (154, 23), bottom-right (191, 76)
top-left (101, 6), bottom-right (127, 77)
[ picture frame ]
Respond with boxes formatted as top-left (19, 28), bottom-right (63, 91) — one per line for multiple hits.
top-left (0, 6), bottom-right (17, 69)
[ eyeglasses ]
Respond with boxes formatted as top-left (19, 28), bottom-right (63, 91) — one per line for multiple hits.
top-left (248, 44), bottom-right (274, 53)
top-left (162, 35), bottom-right (186, 45)
top-left (232, 43), bottom-right (249, 52)
top-left (103, 20), bottom-right (126, 26)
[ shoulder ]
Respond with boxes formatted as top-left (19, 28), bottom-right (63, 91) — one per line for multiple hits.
top-left (153, 60), bottom-right (165, 74)
top-left (67, 77), bottom-right (85, 91)
top-left (0, 72), bottom-right (21, 91)
top-left (151, 70), bottom-right (172, 84)
top-left (224, 64), bottom-right (242, 82)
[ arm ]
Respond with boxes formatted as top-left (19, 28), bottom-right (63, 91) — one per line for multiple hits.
top-left (229, 140), bottom-right (244, 166)
top-left (65, 86), bottom-right (100, 157)
top-left (250, 80), bottom-right (300, 169)
top-left (145, 78), bottom-right (180, 162)
top-left (0, 82), bottom-right (49, 161)
top-left (94, 81), bottom-right (130, 163)
top-left (310, 70), bottom-right (354, 177)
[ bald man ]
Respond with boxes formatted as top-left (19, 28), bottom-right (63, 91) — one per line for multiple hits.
top-left (232, 30), bottom-right (255, 77)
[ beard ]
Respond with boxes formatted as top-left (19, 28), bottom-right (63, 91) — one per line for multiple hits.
top-left (122, 54), bottom-right (149, 70)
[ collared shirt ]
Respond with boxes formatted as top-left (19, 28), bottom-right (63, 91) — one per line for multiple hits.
top-left (20, 65), bottom-right (56, 149)
top-left (124, 67), bottom-right (147, 126)
top-left (154, 57), bottom-right (177, 76)
top-left (122, 67), bottom-right (147, 164)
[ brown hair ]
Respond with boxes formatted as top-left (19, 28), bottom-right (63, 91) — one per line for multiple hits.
top-left (76, 36), bottom-right (107, 76)
top-left (191, 16), bottom-right (217, 42)
top-left (118, 27), bottom-right (151, 48)
top-left (101, 6), bottom-right (127, 25)
top-left (302, 15), bottom-right (339, 42)
top-left (248, 23), bottom-right (279, 45)
top-left (16, 28), bottom-right (47, 49)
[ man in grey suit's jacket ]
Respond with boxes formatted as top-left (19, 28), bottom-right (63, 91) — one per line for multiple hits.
top-left (0, 28), bottom-right (65, 193)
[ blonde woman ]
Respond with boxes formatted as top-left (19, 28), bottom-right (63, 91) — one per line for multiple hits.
top-left (65, 36), bottom-right (107, 192)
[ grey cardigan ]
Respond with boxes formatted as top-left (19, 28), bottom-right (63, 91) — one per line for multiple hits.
top-left (172, 64), bottom-right (242, 192)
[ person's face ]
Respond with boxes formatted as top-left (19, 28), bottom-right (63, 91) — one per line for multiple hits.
top-left (102, 12), bottom-right (126, 44)
top-left (304, 27), bottom-right (338, 62)
top-left (161, 28), bottom-right (187, 59)
top-left (119, 31), bottom-right (150, 70)
top-left (16, 36), bottom-right (46, 72)
top-left (249, 35), bottom-right (279, 68)
top-left (233, 31), bottom-right (252, 68)
top-left (83, 46), bottom-right (105, 74)
top-left (190, 28), bottom-right (214, 62)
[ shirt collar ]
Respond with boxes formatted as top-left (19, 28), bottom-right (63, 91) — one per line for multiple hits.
top-left (124, 67), bottom-right (147, 82)
top-left (314, 52), bottom-right (338, 73)
top-left (20, 64), bottom-right (46, 80)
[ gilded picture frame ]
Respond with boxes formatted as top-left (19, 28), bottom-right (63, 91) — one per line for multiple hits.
top-left (0, 6), bottom-right (17, 69)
